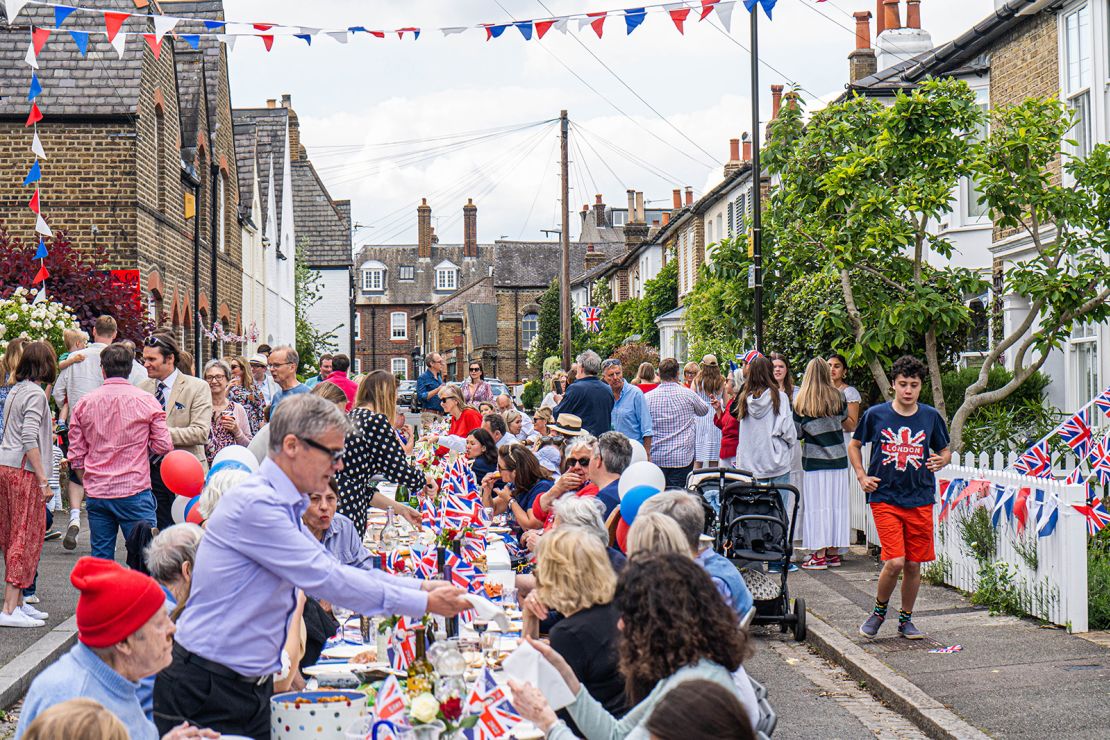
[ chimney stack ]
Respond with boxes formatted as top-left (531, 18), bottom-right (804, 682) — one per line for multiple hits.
top-left (849, 11), bottom-right (878, 83)
top-left (626, 189), bottom-right (636, 221)
top-left (875, 0), bottom-right (886, 35)
top-left (463, 198), bottom-right (478, 258)
top-left (593, 194), bottom-right (607, 227)
top-left (634, 191), bottom-right (645, 223)
top-left (661, 211), bottom-right (671, 226)
top-left (882, 0), bottom-right (900, 31)
top-left (417, 198), bottom-right (432, 259)
top-left (770, 85), bottom-right (784, 121)
top-left (684, 187), bottom-right (693, 207)
top-left (742, 132), bottom-right (752, 162)
top-left (583, 243), bottom-right (606, 272)
top-left (724, 138), bottom-right (742, 177)
top-left (266, 99), bottom-right (276, 109)
top-left (906, 0), bottom-right (921, 29)
top-left (672, 188), bottom-right (682, 210)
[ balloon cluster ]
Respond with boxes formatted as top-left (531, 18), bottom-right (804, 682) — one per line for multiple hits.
top-left (162, 446), bottom-right (259, 525)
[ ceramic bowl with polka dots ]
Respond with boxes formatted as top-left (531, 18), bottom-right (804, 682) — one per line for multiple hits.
top-left (271, 689), bottom-right (369, 739)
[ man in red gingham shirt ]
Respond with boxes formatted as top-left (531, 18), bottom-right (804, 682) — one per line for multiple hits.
top-left (646, 358), bottom-right (709, 489)
top-left (68, 344), bottom-right (173, 560)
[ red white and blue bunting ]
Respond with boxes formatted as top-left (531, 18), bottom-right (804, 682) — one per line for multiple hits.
top-left (19, 12), bottom-right (52, 299)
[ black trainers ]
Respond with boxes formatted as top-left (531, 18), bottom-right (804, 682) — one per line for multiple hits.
top-left (43, 530), bottom-right (61, 542)
top-left (63, 522), bottom-right (80, 551)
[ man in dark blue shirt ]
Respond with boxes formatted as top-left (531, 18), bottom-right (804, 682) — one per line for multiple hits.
top-left (553, 350), bottom-right (613, 438)
top-left (416, 352), bottom-right (447, 434)
top-left (849, 355), bottom-right (950, 642)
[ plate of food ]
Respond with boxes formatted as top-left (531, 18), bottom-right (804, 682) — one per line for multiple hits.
top-left (320, 644), bottom-right (376, 661)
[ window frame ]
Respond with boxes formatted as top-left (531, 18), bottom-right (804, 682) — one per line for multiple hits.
top-left (398, 265), bottom-right (415, 281)
top-left (435, 267), bottom-right (458, 291)
top-left (1062, 3), bottom-right (1092, 160)
top-left (391, 357), bottom-right (407, 379)
top-left (362, 268), bottom-right (384, 292)
top-left (390, 311), bottom-right (408, 340)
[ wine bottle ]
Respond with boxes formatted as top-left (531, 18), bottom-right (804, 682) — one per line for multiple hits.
top-left (406, 625), bottom-right (435, 696)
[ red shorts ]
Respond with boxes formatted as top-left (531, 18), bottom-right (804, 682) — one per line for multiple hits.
top-left (870, 502), bottom-right (935, 563)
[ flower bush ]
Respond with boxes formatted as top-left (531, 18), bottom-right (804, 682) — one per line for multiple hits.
top-left (0, 287), bottom-right (80, 358)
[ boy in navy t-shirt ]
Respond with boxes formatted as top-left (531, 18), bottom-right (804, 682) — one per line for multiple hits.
top-left (848, 356), bottom-right (950, 640)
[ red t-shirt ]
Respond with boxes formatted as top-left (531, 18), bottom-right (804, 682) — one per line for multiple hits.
top-left (533, 481), bottom-right (600, 529)
top-left (435, 408), bottom-right (484, 456)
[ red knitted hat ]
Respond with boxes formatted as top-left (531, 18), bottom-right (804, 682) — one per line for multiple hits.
top-left (70, 557), bottom-right (165, 648)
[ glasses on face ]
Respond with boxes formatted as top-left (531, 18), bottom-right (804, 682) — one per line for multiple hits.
top-left (566, 456), bottom-right (592, 468)
top-left (684, 370), bottom-right (697, 377)
top-left (203, 374), bottom-right (227, 383)
top-left (298, 436), bottom-right (345, 463)
top-left (268, 361), bottom-right (293, 370)
top-left (470, 367), bottom-right (481, 373)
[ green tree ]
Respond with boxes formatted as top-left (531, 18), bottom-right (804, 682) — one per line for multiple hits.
top-left (528, 280), bottom-right (562, 370)
top-left (294, 240), bottom-right (337, 373)
top-left (639, 257), bottom-right (678, 346)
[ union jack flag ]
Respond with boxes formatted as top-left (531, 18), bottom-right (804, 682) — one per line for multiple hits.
top-left (465, 704), bottom-right (523, 740)
top-left (1095, 387), bottom-right (1110, 419)
top-left (1013, 440), bottom-right (1053, 478)
top-left (1089, 438), bottom-right (1110, 485)
top-left (991, 484), bottom-right (1015, 528)
top-left (461, 533), bottom-right (486, 564)
top-left (937, 478), bottom-right (967, 522)
top-left (464, 668), bottom-right (522, 739)
top-left (373, 675), bottom-right (408, 724)
top-left (420, 493), bottom-right (438, 527)
top-left (445, 550), bottom-right (485, 593)
top-left (740, 349), bottom-right (764, 364)
top-left (1057, 409), bottom-right (1093, 458)
top-left (410, 544), bottom-right (440, 580)
top-left (441, 491), bottom-right (481, 529)
top-left (581, 306), bottom-right (602, 332)
top-left (1074, 497), bottom-right (1110, 536)
top-left (387, 629), bottom-right (414, 671)
top-left (1034, 489), bottom-right (1059, 538)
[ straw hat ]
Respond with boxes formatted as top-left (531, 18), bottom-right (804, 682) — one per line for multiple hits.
top-left (550, 413), bottom-right (585, 436)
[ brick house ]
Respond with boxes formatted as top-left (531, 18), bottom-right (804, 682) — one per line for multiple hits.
top-left (0, 0), bottom-right (243, 365)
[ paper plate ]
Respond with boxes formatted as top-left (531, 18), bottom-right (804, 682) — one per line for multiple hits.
top-left (320, 644), bottom-right (376, 660)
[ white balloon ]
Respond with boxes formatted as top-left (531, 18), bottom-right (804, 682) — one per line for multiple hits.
top-left (628, 439), bottom-right (648, 464)
top-left (211, 444), bottom-right (260, 473)
top-left (618, 460), bottom-right (666, 500)
top-left (170, 495), bottom-right (191, 525)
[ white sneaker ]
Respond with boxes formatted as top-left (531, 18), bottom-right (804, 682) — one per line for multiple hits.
top-left (23, 595), bottom-right (40, 604)
top-left (21, 604), bottom-right (48, 620)
top-left (0, 609), bottom-right (45, 628)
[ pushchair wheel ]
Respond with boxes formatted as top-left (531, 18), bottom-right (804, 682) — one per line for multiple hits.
top-left (793, 598), bottom-right (807, 642)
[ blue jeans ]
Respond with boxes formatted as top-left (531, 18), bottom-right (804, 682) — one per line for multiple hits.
top-left (87, 490), bottom-right (157, 561)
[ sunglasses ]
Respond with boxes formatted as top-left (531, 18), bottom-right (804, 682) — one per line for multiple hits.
top-left (144, 336), bottom-right (172, 350)
top-left (298, 436), bottom-right (345, 463)
top-left (469, 367), bottom-right (481, 372)
top-left (566, 456), bottom-right (592, 468)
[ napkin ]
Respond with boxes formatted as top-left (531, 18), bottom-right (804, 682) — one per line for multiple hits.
top-left (502, 641), bottom-right (576, 711)
top-left (463, 594), bottom-right (511, 631)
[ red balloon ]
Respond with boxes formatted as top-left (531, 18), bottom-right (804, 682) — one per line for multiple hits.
top-left (615, 517), bottom-right (629, 554)
top-left (161, 450), bottom-right (204, 498)
top-left (185, 502), bottom-right (205, 525)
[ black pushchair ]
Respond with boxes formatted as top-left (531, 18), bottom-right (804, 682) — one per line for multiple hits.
top-left (690, 467), bottom-right (806, 641)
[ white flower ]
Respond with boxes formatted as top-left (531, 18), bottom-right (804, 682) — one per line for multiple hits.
top-left (410, 693), bottom-right (439, 724)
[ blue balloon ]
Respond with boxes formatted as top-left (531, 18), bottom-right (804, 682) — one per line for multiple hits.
top-left (620, 485), bottom-right (661, 525)
top-left (183, 496), bottom-right (199, 519)
top-left (205, 459), bottom-right (250, 483)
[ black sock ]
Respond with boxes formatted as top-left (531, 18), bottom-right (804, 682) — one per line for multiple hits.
top-left (873, 599), bottom-right (888, 619)
top-left (899, 609), bottom-right (912, 625)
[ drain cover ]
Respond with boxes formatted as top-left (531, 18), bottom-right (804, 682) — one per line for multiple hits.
top-left (865, 636), bottom-right (946, 652)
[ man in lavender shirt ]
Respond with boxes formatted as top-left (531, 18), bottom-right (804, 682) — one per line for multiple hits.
top-left (153, 394), bottom-right (470, 740)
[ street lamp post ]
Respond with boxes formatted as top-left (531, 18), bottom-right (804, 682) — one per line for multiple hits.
top-left (750, 7), bottom-right (764, 353)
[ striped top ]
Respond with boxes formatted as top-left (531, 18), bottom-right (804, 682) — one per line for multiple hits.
top-left (793, 398), bottom-right (848, 471)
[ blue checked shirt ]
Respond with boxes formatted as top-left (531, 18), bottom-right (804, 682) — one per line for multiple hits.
top-left (611, 380), bottom-right (653, 444)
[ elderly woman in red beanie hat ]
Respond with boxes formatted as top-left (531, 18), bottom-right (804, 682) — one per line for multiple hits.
top-left (15, 557), bottom-right (216, 740)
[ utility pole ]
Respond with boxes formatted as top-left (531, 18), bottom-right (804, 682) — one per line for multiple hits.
top-left (750, 10), bottom-right (764, 353)
top-left (559, 110), bottom-right (572, 370)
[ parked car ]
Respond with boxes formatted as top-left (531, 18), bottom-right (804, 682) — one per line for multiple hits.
top-left (397, 379), bottom-right (417, 409)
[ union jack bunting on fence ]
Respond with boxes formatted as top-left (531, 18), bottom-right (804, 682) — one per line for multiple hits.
top-left (1095, 386), bottom-right (1110, 419)
top-left (1090, 437), bottom-right (1110, 485)
top-left (1074, 497), bottom-right (1110, 536)
top-left (1057, 408), bottom-right (1094, 458)
top-left (1013, 440), bottom-right (1053, 478)
top-left (581, 306), bottom-right (602, 332)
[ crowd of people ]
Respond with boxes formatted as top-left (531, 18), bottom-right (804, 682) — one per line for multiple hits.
top-left (0, 316), bottom-right (954, 739)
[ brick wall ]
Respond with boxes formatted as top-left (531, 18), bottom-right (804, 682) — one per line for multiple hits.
top-left (354, 303), bottom-right (422, 378)
top-left (496, 287), bottom-right (544, 384)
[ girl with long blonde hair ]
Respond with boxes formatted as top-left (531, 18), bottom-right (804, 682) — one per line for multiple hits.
top-left (692, 355), bottom-right (725, 470)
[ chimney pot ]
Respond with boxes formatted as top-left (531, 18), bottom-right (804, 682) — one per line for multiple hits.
top-left (635, 191), bottom-right (645, 223)
top-left (684, 187), bottom-right (693, 207)
top-left (729, 138), bottom-right (741, 162)
top-left (627, 188), bottom-right (636, 217)
top-left (661, 212), bottom-right (671, 226)
top-left (882, 0), bottom-right (900, 31)
top-left (875, 0), bottom-right (886, 35)
top-left (595, 194), bottom-right (603, 205)
top-left (266, 99), bottom-right (276, 109)
top-left (770, 84), bottom-right (785, 121)
top-left (281, 93), bottom-right (291, 108)
top-left (853, 10), bottom-right (872, 50)
top-left (742, 137), bottom-right (753, 161)
top-left (906, 0), bottom-right (921, 30)
top-left (672, 188), bottom-right (682, 210)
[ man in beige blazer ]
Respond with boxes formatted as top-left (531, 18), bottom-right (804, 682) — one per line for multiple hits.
top-left (140, 332), bottom-right (212, 529)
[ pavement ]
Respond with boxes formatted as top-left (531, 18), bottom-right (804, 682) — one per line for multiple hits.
top-left (791, 546), bottom-right (1110, 739)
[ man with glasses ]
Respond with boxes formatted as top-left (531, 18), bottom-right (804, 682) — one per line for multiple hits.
top-left (140, 333), bottom-right (213, 530)
top-left (601, 358), bottom-right (652, 456)
top-left (248, 354), bottom-right (277, 408)
top-left (155, 394), bottom-right (471, 739)
top-left (416, 352), bottom-right (447, 434)
top-left (268, 346), bottom-right (309, 413)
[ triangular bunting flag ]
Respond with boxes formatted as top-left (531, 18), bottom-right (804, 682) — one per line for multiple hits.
top-left (144, 33), bottom-right (163, 59)
top-left (31, 286), bottom-right (45, 304)
top-left (25, 103), bottom-right (43, 127)
top-left (700, 0), bottom-right (721, 20)
top-left (35, 213), bottom-right (52, 237)
top-left (181, 34), bottom-right (200, 49)
top-left (252, 23), bottom-right (273, 32)
top-left (716, 1), bottom-right (736, 31)
top-left (587, 12), bottom-right (607, 38)
top-left (54, 5), bottom-right (76, 29)
top-left (552, 18), bottom-right (569, 33)
top-left (33, 237), bottom-right (47, 259)
top-left (110, 31), bottom-right (128, 59)
top-left (1013, 487), bottom-right (1032, 533)
top-left (535, 20), bottom-right (555, 39)
top-left (22, 160), bottom-right (40, 186)
top-left (348, 26), bottom-right (368, 34)
top-left (27, 71), bottom-right (41, 101)
top-left (31, 131), bottom-right (46, 159)
top-left (5, 0), bottom-right (30, 26)
top-left (216, 34), bottom-right (236, 51)
top-left (28, 189), bottom-right (40, 214)
top-left (396, 27), bottom-right (420, 40)
top-left (32, 263), bottom-right (49, 284)
top-left (32, 27), bottom-right (51, 56)
top-left (24, 41), bottom-right (38, 69)
top-left (666, 4), bottom-right (691, 33)
top-left (153, 15), bottom-right (178, 42)
top-left (327, 30), bottom-right (348, 44)
top-left (104, 11), bottom-right (130, 42)
top-left (369, 30), bottom-right (385, 38)
top-left (624, 8), bottom-right (646, 34)
top-left (744, 0), bottom-right (778, 20)
top-left (258, 33), bottom-right (274, 51)
top-left (203, 20), bottom-right (226, 32)
top-left (515, 21), bottom-right (533, 40)
top-left (441, 27), bottom-right (467, 36)
top-left (484, 24), bottom-right (507, 40)
top-left (293, 33), bottom-right (312, 45)
top-left (69, 29), bottom-right (89, 56)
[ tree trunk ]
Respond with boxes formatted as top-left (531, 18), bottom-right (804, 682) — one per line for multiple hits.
top-left (923, 327), bottom-right (946, 419)
top-left (839, 268), bottom-right (891, 399)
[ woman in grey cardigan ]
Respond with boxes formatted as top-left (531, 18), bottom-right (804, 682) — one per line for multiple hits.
top-left (510, 553), bottom-right (749, 739)
top-left (0, 341), bottom-right (56, 628)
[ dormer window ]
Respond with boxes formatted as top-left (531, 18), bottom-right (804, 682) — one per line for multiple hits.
top-left (360, 259), bottom-right (387, 293)
top-left (434, 260), bottom-right (458, 291)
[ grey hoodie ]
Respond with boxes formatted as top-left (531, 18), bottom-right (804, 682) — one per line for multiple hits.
top-left (736, 389), bottom-right (797, 479)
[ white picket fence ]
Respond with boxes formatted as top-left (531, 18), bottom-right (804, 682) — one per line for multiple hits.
top-left (848, 451), bottom-right (1090, 632)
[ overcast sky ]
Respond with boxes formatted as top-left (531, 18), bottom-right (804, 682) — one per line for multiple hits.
top-left (223, 0), bottom-right (995, 246)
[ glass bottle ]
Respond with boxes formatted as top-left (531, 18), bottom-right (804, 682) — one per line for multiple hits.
top-left (381, 507), bottom-right (401, 552)
top-left (406, 625), bottom-right (435, 696)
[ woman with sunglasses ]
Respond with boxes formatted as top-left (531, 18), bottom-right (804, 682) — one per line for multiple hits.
top-left (425, 385), bottom-right (484, 455)
top-left (481, 444), bottom-right (552, 532)
top-left (532, 436), bottom-right (599, 530)
top-left (461, 362), bottom-right (493, 405)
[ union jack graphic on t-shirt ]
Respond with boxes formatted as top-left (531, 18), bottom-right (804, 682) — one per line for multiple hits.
top-left (879, 426), bottom-right (926, 471)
